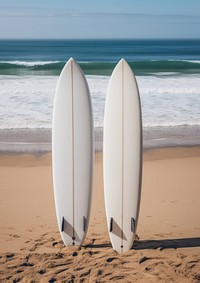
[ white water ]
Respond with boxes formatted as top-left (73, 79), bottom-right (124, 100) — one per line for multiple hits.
top-left (0, 61), bottom-right (60, 66)
top-left (0, 74), bottom-right (200, 129)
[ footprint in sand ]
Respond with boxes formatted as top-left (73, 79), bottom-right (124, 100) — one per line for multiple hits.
top-left (6, 253), bottom-right (15, 259)
top-left (97, 269), bottom-right (103, 275)
top-left (106, 257), bottom-right (117, 263)
top-left (9, 234), bottom-right (20, 238)
top-left (139, 256), bottom-right (152, 264)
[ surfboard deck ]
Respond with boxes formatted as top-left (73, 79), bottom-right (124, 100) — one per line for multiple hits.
top-left (52, 58), bottom-right (93, 246)
top-left (103, 59), bottom-right (142, 253)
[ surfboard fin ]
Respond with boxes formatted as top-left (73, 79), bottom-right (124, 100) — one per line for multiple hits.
top-left (131, 218), bottom-right (135, 233)
top-left (61, 217), bottom-right (64, 232)
top-left (83, 217), bottom-right (87, 232)
top-left (110, 218), bottom-right (113, 232)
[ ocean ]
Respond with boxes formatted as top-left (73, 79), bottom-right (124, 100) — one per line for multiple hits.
top-left (0, 39), bottom-right (200, 150)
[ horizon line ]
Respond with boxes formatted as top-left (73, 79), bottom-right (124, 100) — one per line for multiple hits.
top-left (0, 37), bottom-right (200, 41)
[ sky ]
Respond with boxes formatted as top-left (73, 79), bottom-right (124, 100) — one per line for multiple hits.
top-left (0, 0), bottom-right (200, 39)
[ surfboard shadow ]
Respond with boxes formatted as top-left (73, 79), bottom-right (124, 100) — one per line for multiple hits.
top-left (132, 237), bottom-right (200, 250)
top-left (84, 243), bottom-right (112, 249)
top-left (62, 218), bottom-right (81, 243)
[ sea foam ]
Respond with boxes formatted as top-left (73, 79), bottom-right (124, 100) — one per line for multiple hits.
top-left (0, 74), bottom-right (200, 129)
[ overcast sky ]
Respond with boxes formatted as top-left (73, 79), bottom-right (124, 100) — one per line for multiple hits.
top-left (0, 0), bottom-right (200, 39)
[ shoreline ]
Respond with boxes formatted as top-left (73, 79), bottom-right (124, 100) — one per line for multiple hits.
top-left (0, 125), bottom-right (200, 154)
top-left (0, 146), bottom-right (200, 167)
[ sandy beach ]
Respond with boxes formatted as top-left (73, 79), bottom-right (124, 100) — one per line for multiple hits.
top-left (0, 147), bottom-right (200, 282)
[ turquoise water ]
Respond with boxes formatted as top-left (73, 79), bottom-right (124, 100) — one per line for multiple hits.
top-left (0, 39), bottom-right (200, 76)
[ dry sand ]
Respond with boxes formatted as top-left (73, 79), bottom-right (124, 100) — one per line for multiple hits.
top-left (0, 147), bottom-right (200, 282)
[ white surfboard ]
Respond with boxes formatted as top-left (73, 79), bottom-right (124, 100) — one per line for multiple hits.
top-left (103, 59), bottom-right (142, 253)
top-left (52, 58), bottom-right (93, 246)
